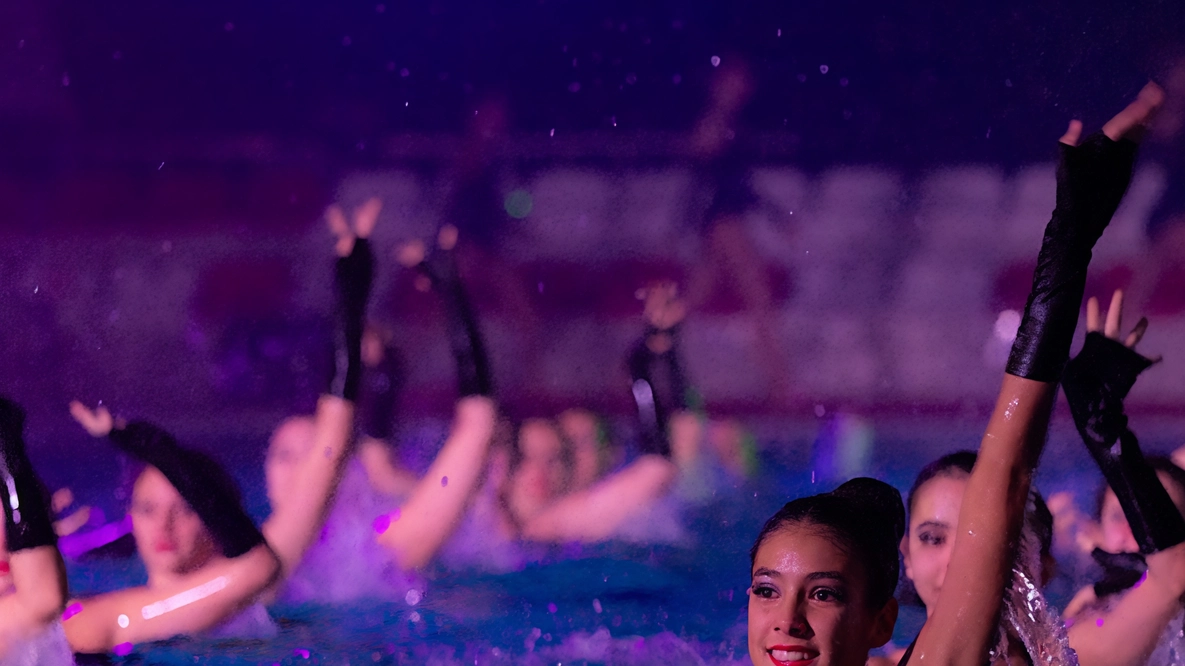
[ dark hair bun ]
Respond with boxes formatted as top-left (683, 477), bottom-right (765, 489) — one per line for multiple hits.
top-left (832, 477), bottom-right (906, 544)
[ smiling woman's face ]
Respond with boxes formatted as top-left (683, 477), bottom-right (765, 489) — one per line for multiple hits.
top-left (748, 524), bottom-right (895, 666)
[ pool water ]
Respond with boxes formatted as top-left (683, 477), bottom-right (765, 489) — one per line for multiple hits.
top-left (46, 415), bottom-right (1185, 665)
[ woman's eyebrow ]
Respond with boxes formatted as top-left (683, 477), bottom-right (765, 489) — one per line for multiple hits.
top-left (752, 567), bottom-right (780, 578)
top-left (916, 520), bottom-right (949, 530)
top-left (805, 571), bottom-right (845, 582)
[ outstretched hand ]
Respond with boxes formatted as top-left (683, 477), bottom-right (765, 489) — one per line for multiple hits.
top-left (69, 400), bottom-right (115, 437)
top-left (1085, 289), bottom-right (1160, 362)
top-left (327, 197), bottom-right (382, 257)
top-left (1060, 82), bottom-right (1165, 146)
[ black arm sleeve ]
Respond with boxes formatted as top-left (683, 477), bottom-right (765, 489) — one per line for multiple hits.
top-left (1007, 133), bottom-right (1138, 381)
top-left (1062, 332), bottom-right (1185, 554)
top-left (0, 397), bottom-right (57, 552)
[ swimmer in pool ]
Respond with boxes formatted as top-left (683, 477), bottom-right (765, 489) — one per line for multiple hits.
top-left (748, 83), bottom-right (1163, 666)
top-left (0, 396), bottom-right (70, 664)
top-left (61, 198), bottom-right (380, 653)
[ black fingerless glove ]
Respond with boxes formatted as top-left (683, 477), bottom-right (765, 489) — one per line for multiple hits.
top-left (109, 421), bottom-right (265, 558)
top-left (627, 326), bottom-right (690, 458)
top-left (328, 238), bottom-right (375, 402)
top-left (1091, 548), bottom-right (1148, 598)
top-left (1007, 133), bottom-right (1139, 381)
top-left (358, 346), bottom-right (402, 441)
top-left (416, 247), bottom-right (493, 398)
top-left (0, 397), bottom-right (57, 552)
top-left (1063, 332), bottom-right (1183, 554)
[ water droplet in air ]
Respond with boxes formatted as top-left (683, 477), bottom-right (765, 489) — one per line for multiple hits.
top-left (819, 65), bottom-right (829, 74)
top-left (117, 614), bottom-right (129, 628)
top-left (777, 29), bottom-right (782, 37)
top-left (549, 128), bottom-right (555, 137)
top-left (400, 68), bottom-right (409, 77)
top-left (405, 589), bottom-right (422, 605)
top-left (593, 599), bottom-right (603, 613)
top-left (797, 74), bottom-right (807, 83)
top-left (441, 476), bottom-right (448, 487)
top-left (710, 55), bottom-right (721, 67)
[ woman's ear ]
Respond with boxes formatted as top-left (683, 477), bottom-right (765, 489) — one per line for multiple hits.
top-left (870, 597), bottom-right (899, 648)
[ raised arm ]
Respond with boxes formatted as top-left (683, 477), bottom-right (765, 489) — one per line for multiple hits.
top-left (0, 396), bottom-right (67, 656)
top-left (262, 199), bottom-right (378, 580)
top-left (1062, 290), bottom-right (1185, 666)
top-left (375, 228), bottom-right (496, 570)
top-left (520, 284), bottom-right (688, 543)
top-left (62, 406), bottom-right (280, 653)
top-left (906, 83), bottom-right (1164, 666)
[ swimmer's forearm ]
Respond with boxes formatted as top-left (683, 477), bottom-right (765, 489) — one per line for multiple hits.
top-left (1069, 548), bottom-right (1185, 666)
top-left (64, 543), bottom-right (279, 653)
top-left (912, 375), bottom-right (1054, 666)
top-left (521, 454), bottom-right (677, 543)
top-left (376, 396), bottom-right (495, 570)
top-left (262, 396), bottom-right (354, 580)
top-left (0, 546), bottom-right (67, 649)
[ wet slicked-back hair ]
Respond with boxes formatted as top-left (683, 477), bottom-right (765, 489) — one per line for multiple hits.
top-left (750, 477), bottom-right (905, 610)
top-left (907, 450), bottom-right (977, 513)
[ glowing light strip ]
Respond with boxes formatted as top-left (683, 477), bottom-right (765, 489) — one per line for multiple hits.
top-left (140, 576), bottom-right (228, 620)
top-left (4, 475), bottom-right (19, 524)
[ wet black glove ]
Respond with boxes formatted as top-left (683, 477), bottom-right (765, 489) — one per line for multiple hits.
top-left (415, 247), bottom-right (493, 398)
top-left (1063, 332), bottom-right (1183, 554)
top-left (328, 238), bottom-right (374, 401)
top-left (0, 397), bottom-right (57, 552)
top-left (627, 326), bottom-right (689, 458)
top-left (1007, 133), bottom-right (1138, 381)
top-left (1091, 548), bottom-right (1148, 598)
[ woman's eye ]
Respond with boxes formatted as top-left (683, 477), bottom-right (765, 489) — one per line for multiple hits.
top-left (811, 587), bottom-right (845, 603)
top-left (751, 584), bottom-right (777, 599)
top-left (919, 532), bottom-right (945, 546)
